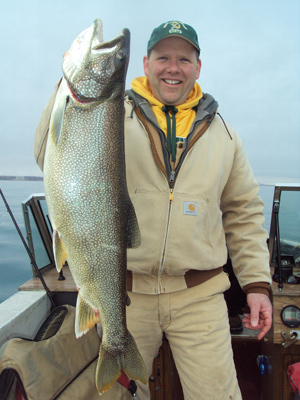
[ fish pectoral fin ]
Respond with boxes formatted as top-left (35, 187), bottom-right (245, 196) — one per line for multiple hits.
top-left (126, 203), bottom-right (141, 249)
top-left (96, 331), bottom-right (147, 395)
top-left (53, 230), bottom-right (68, 272)
top-left (49, 93), bottom-right (69, 145)
top-left (75, 293), bottom-right (101, 338)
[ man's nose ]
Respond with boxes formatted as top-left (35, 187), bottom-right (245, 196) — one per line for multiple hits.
top-left (167, 59), bottom-right (180, 73)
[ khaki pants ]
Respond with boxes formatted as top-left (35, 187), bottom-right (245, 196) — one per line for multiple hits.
top-left (127, 272), bottom-right (242, 400)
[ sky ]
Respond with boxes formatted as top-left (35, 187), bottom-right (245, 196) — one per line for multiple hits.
top-left (0, 0), bottom-right (299, 184)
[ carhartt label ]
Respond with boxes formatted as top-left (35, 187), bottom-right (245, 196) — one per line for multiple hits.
top-left (184, 202), bottom-right (198, 216)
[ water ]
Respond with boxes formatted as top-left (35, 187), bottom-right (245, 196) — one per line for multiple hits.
top-left (0, 180), bottom-right (45, 303)
top-left (0, 180), bottom-right (278, 304)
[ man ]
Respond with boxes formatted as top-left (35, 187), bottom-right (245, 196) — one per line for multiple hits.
top-left (35, 21), bottom-right (272, 400)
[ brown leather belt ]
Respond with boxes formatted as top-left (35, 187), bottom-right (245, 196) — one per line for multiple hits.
top-left (126, 267), bottom-right (223, 292)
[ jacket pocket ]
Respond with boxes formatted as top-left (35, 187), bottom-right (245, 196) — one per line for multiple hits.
top-left (163, 194), bottom-right (227, 273)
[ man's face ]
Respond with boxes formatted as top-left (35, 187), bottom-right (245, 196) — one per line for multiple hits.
top-left (143, 36), bottom-right (201, 106)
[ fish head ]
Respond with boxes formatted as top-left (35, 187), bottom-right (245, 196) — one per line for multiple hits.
top-left (63, 18), bottom-right (130, 102)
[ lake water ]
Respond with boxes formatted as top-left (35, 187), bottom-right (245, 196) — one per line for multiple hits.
top-left (0, 180), bottom-right (45, 303)
top-left (0, 180), bottom-right (277, 304)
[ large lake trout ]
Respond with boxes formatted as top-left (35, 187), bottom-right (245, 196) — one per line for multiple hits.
top-left (43, 19), bottom-right (147, 394)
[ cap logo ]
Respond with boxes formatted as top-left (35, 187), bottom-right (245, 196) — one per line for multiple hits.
top-left (163, 21), bottom-right (188, 35)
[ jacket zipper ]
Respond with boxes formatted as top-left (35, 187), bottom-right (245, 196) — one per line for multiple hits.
top-left (158, 171), bottom-right (176, 292)
top-left (158, 128), bottom-right (207, 291)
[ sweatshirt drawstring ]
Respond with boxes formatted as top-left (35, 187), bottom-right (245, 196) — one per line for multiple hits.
top-left (162, 106), bottom-right (178, 162)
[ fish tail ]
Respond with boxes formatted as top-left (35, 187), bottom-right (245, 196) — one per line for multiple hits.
top-left (121, 331), bottom-right (148, 384)
top-left (75, 292), bottom-right (101, 338)
top-left (96, 331), bottom-right (148, 394)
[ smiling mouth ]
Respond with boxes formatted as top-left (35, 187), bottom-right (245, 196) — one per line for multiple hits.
top-left (163, 79), bottom-right (182, 85)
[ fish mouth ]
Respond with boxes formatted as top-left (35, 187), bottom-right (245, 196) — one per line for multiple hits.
top-left (87, 19), bottom-right (130, 56)
top-left (91, 26), bottom-right (130, 79)
top-left (92, 27), bottom-right (130, 54)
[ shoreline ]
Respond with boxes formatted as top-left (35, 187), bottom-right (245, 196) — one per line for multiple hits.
top-left (0, 176), bottom-right (43, 181)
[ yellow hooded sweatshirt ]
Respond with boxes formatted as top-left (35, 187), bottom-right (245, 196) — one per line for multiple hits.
top-left (131, 76), bottom-right (203, 140)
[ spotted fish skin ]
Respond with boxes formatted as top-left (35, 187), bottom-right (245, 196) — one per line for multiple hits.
top-left (43, 19), bottom-right (147, 395)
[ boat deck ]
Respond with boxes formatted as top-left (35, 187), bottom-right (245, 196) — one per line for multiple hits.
top-left (19, 265), bottom-right (76, 292)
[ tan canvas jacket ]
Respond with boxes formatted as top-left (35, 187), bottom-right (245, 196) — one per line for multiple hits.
top-left (34, 80), bottom-right (62, 170)
top-left (34, 83), bottom-right (271, 296)
top-left (123, 95), bottom-right (271, 295)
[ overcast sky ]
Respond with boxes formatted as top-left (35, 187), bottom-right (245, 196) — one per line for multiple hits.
top-left (0, 0), bottom-right (299, 184)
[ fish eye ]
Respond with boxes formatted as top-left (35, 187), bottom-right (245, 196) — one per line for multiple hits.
top-left (116, 51), bottom-right (125, 61)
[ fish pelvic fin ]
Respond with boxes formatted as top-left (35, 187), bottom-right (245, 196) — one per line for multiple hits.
top-left (126, 203), bottom-right (141, 249)
top-left (75, 293), bottom-right (101, 338)
top-left (53, 230), bottom-right (68, 272)
top-left (96, 331), bottom-right (147, 395)
top-left (49, 93), bottom-right (69, 145)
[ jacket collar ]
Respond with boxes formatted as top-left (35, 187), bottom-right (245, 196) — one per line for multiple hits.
top-left (126, 89), bottom-right (218, 132)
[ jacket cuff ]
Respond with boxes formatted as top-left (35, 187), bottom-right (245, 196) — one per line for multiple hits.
top-left (243, 282), bottom-right (271, 298)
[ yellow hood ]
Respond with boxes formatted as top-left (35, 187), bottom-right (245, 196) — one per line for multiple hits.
top-left (131, 76), bottom-right (203, 138)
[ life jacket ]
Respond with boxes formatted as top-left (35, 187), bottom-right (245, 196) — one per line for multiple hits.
top-left (0, 305), bottom-right (132, 400)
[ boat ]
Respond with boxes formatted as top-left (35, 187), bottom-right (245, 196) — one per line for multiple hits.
top-left (0, 183), bottom-right (299, 399)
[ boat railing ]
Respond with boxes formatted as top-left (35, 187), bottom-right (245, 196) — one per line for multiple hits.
top-left (268, 183), bottom-right (300, 291)
top-left (22, 193), bottom-right (55, 276)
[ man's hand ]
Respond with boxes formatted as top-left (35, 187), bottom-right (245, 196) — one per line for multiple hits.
top-left (242, 293), bottom-right (272, 340)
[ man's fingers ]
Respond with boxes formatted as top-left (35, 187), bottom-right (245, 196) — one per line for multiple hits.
top-left (243, 313), bottom-right (272, 340)
top-left (257, 320), bottom-right (272, 340)
top-left (251, 314), bottom-right (259, 327)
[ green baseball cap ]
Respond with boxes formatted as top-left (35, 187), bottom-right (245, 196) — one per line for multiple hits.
top-left (147, 21), bottom-right (200, 55)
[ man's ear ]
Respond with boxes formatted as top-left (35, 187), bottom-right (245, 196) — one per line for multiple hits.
top-left (143, 55), bottom-right (149, 76)
top-left (196, 59), bottom-right (202, 80)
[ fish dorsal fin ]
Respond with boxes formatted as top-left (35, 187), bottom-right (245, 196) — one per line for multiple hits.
top-left (126, 203), bottom-right (141, 249)
top-left (49, 94), bottom-right (69, 146)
